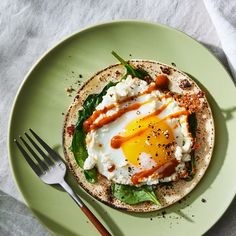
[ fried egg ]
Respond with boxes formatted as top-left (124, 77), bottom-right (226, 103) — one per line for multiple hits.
top-left (83, 75), bottom-right (193, 185)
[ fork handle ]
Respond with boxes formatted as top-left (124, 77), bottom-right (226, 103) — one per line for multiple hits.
top-left (59, 180), bottom-right (111, 236)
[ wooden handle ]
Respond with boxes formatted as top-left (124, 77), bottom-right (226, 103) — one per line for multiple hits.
top-left (59, 181), bottom-right (111, 235)
top-left (81, 205), bottom-right (111, 236)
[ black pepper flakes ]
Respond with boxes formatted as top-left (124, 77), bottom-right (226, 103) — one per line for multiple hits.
top-left (161, 211), bottom-right (166, 218)
top-left (160, 66), bottom-right (171, 75)
top-left (201, 198), bottom-right (207, 203)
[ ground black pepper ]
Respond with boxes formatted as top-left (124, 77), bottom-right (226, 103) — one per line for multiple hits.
top-left (201, 198), bottom-right (207, 203)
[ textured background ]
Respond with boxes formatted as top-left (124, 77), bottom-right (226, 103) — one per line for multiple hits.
top-left (0, 0), bottom-right (235, 235)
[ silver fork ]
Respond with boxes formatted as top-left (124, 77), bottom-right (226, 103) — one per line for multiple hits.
top-left (14, 128), bottom-right (111, 236)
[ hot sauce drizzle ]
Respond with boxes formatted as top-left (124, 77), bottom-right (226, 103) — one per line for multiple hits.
top-left (131, 158), bottom-right (179, 184)
top-left (111, 129), bottom-right (147, 149)
top-left (110, 103), bottom-right (170, 149)
top-left (108, 164), bottom-right (116, 172)
top-left (83, 81), bottom-right (188, 133)
top-left (110, 109), bottom-right (188, 149)
top-left (84, 102), bottom-right (142, 133)
top-left (83, 84), bottom-right (158, 132)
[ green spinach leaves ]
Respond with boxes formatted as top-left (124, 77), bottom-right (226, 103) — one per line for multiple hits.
top-left (71, 81), bottom-right (117, 183)
top-left (185, 113), bottom-right (198, 181)
top-left (112, 51), bottom-right (151, 81)
top-left (111, 183), bottom-right (160, 205)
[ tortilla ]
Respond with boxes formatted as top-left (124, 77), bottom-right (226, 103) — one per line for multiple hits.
top-left (63, 60), bottom-right (214, 212)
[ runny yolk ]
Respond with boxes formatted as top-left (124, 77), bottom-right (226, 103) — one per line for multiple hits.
top-left (119, 114), bottom-right (176, 167)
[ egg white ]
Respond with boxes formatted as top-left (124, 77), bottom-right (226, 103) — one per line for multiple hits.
top-left (83, 76), bottom-right (192, 185)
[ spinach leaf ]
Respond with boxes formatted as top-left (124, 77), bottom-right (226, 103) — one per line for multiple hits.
top-left (71, 128), bottom-right (87, 168)
top-left (71, 128), bottom-right (97, 183)
top-left (185, 151), bottom-right (196, 181)
top-left (84, 168), bottom-right (97, 184)
top-left (111, 51), bottom-right (151, 81)
top-left (188, 113), bottom-right (197, 138)
top-left (111, 183), bottom-right (161, 206)
top-left (76, 81), bottom-right (117, 128)
top-left (183, 112), bottom-right (198, 181)
top-left (71, 81), bottom-right (117, 183)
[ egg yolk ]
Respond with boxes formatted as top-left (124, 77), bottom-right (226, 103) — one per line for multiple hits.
top-left (121, 115), bottom-right (175, 167)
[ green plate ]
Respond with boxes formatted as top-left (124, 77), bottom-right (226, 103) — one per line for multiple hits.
top-left (8, 21), bottom-right (236, 236)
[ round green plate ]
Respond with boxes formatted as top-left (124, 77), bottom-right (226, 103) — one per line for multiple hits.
top-left (8, 21), bottom-right (236, 236)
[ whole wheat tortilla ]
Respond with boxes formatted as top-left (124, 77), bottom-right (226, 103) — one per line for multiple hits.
top-left (63, 60), bottom-right (214, 212)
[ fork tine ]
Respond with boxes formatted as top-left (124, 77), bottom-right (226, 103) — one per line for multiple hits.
top-left (24, 132), bottom-right (54, 166)
top-left (14, 139), bottom-right (42, 176)
top-left (29, 128), bottom-right (61, 162)
top-left (20, 135), bottom-right (48, 171)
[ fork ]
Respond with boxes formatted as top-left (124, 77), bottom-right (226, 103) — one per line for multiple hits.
top-left (14, 128), bottom-right (111, 236)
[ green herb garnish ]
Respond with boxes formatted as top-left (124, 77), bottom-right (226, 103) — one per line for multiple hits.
top-left (111, 51), bottom-right (151, 81)
top-left (111, 183), bottom-right (160, 206)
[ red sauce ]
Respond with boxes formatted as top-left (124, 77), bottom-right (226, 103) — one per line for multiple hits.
top-left (110, 136), bottom-right (123, 149)
top-left (83, 85), bottom-right (160, 133)
top-left (85, 103), bottom-right (142, 133)
top-left (108, 164), bottom-right (116, 172)
top-left (143, 84), bottom-right (157, 94)
top-left (141, 102), bottom-right (170, 121)
top-left (173, 123), bottom-right (178, 129)
top-left (193, 143), bottom-right (201, 150)
top-left (168, 110), bottom-right (189, 119)
top-left (155, 75), bottom-right (169, 90)
top-left (111, 129), bottom-right (146, 149)
top-left (67, 124), bottom-right (75, 137)
top-left (83, 84), bottom-right (188, 133)
top-left (110, 107), bottom-right (189, 149)
top-left (131, 158), bottom-right (179, 184)
top-left (83, 104), bottom-right (116, 132)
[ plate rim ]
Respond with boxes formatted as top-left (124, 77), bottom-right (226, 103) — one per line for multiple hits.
top-left (7, 19), bottom-right (235, 235)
